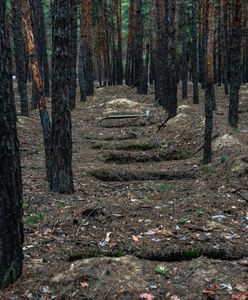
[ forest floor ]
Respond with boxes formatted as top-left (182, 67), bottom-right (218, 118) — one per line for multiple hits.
top-left (1, 83), bottom-right (248, 300)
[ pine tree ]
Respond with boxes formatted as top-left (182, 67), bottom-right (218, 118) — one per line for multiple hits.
top-left (0, 0), bottom-right (23, 288)
top-left (203, 0), bottom-right (215, 164)
top-left (51, 0), bottom-right (74, 194)
top-left (11, 0), bottom-right (29, 116)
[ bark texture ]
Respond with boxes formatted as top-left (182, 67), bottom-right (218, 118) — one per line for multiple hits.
top-left (20, 0), bottom-right (52, 181)
top-left (51, 0), bottom-right (74, 194)
top-left (0, 0), bottom-right (23, 288)
top-left (203, 0), bottom-right (215, 164)
top-left (12, 0), bottom-right (29, 116)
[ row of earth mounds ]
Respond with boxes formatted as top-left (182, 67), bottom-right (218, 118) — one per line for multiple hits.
top-left (102, 149), bottom-right (190, 164)
top-left (89, 166), bottom-right (200, 182)
top-left (91, 140), bottom-right (159, 151)
top-left (66, 240), bottom-right (248, 263)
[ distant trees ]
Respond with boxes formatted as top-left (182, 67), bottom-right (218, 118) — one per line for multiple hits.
top-left (116, 0), bottom-right (123, 85)
top-left (51, 0), bottom-right (74, 193)
top-left (0, 0), bottom-right (23, 288)
top-left (79, 0), bottom-right (94, 101)
top-left (135, 0), bottom-right (147, 94)
top-left (125, 0), bottom-right (136, 86)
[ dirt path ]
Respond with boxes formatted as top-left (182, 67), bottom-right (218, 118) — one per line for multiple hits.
top-left (1, 84), bottom-right (247, 299)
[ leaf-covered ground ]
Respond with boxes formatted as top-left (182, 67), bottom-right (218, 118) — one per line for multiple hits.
top-left (1, 83), bottom-right (248, 299)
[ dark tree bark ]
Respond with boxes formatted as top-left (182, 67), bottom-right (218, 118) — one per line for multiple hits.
top-left (79, 0), bottom-right (94, 101)
top-left (155, 0), bottom-right (167, 106)
top-left (192, 0), bottom-right (199, 104)
top-left (135, 0), bottom-right (147, 94)
top-left (180, 0), bottom-right (188, 99)
top-left (125, 0), bottom-right (136, 86)
top-left (11, 0), bottom-right (29, 116)
top-left (20, 0), bottom-right (52, 181)
top-left (51, 0), bottom-right (74, 194)
top-left (203, 0), bottom-right (215, 164)
top-left (217, 0), bottom-right (222, 86)
top-left (32, 0), bottom-right (50, 97)
top-left (116, 0), bottom-right (123, 85)
top-left (228, 0), bottom-right (241, 128)
top-left (69, 0), bottom-right (77, 109)
top-left (0, 0), bottom-right (23, 288)
top-left (199, 0), bottom-right (207, 89)
top-left (220, 0), bottom-right (229, 95)
top-left (166, 0), bottom-right (177, 117)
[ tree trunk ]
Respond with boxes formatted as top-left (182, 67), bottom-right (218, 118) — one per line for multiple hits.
top-left (51, 0), bottom-right (74, 194)
top-left (69, 0), bottom-right (78, 109)
top-left (135, 0), bottom-right (147, 94)
top-left (125, 0), bottom-right (135, 86)
top-left (20, 0), bottom-right (52, 181)
top-left (166, 0), bottom-right (178, 117)
top-left (192, 0), bottom-right (199, 104)
top-left (116, 0), bottom-right (123, 85)
top-left (203, 0), bottom-right (215, 164)
top-left (79, 0), bottom-right (94, 101)
top-left (199, 0), bottom-right (207, 88)
top-left (220, 0), bottom-right (229, 94)
top-left (11, 0), bottom-right (29, 116)
top-left (32, 0), bottom-right (50, 97)
top-left (155, 0), bottom-right (167, 106)
top-left (180, 0), bottom-right (188, 99)
top-left (0, 0), bottom-right (23, 288)
top-left (228, 0), bottom-right (241, 128)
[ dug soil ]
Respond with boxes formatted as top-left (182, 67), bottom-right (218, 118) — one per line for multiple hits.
top-left (1, 83), bottom-right (248, 300)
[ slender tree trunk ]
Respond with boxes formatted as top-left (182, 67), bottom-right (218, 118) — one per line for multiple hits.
top-left (220, 0), bottom-right (229, 94)
top-left (228, 0), bottom-right (241, 128)
top-left (0, 0), bottom-right (23, 288)
top-left (181, 0), bottom-right (188, 99)
top-left (20, 0), bottom-right (52, 181)
top-left (125, 0), bottom-right (135, 86)
top-left (51, 0), bottom-right (74, 194)
top-left (200, 0), bottom-right (207, 88)
top-left (11, 0), bottom-right (29, 116)
top-left (79, 0), bottom-right (93, 101)
top-left (69, 0), bottom-right (77, 109)
top-left (32, 0), bottom-right (50, 97)
top-left (203, 0), bottom-right (215, 164)
top-left (192, 0), bottom-right (199, 104)
top-left (135, 0), bottom-right (147, 94)
top-left (217, 0), bottom-right (222, 86)
top-left (116, 0), bottom-right (123, 85)
top-left (155, 0), bottom-right (167, 106)
top-left (166, 0), bottom-right (178, 117)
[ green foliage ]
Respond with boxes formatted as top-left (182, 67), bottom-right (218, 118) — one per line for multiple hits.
top-left (155, 264), bottom-right (169, 275)
top-left (178, 215), bottom-right (191, 224)
top-left (26, 213), bottom-right (45, 224)
top-left (143, 195), bottom-right (151, 202)
top-left (220, 154), bottom-right (228, 163)
top-left (22, 202), bottom-right (30, 210)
